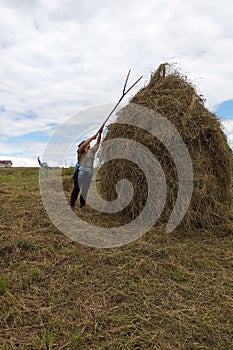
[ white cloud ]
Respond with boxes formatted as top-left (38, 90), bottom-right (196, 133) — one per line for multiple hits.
top-left (0, 0), bottom-right (233, 165)
top-left (222, 119), bottom-right (233, 133)
top-left (221, 119), bottom-right (233, 148)
top-left (4, 157), bottom-right (38, 167)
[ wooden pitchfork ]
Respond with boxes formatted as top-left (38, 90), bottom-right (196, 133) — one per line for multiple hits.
top-left (98, 69), bottom-right (143, 132)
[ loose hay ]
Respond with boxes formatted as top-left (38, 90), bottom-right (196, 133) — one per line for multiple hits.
top-left (98, 63), bottom-right (233, 234)
top-left (1, 159), bottom-right (233, 350)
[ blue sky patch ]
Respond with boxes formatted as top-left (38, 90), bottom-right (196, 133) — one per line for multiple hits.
top-left (215, 100), bottom-right (233, 119)
top-left (2, 152), bottom-right (22, 157)
top-left (8, 131), bottom-right (49, 143)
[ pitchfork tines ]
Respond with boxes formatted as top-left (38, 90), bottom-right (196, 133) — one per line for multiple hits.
top-left (99, 69), bottom-right (143, 131)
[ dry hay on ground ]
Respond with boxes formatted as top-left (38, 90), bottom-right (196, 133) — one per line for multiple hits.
top-left (98, 63), bottom-right (233, 234)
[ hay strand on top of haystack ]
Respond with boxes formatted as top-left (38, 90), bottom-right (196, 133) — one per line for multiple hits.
top-left (98, 63), bottom-right (233, 234)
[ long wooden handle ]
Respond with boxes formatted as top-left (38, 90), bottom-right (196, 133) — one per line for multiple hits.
top-left (98, 70), bottom-right (143, 132)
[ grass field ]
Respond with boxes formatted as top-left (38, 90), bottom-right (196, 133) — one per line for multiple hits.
top-left (0, 167), bottom-right (233, 350)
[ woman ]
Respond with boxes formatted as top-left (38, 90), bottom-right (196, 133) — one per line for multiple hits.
top-left (70, 127), bottom-right (103, 210)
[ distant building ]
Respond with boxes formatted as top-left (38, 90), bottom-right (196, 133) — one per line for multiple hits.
top-left (0, 160), bottom-right (12, 167)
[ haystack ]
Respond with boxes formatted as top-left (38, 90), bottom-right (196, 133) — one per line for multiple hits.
top-left (98, 63), bottom-right (233, 234)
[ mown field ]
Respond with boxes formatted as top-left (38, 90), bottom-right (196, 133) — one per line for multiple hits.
top-left (0, 167), bottom-right (233, 350)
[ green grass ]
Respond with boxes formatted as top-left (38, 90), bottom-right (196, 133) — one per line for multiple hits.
top-left (0, 278), bottom-right (8, 293)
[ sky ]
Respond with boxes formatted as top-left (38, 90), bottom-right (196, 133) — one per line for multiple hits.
top-left (0, 0), bottom-right (233, 167)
